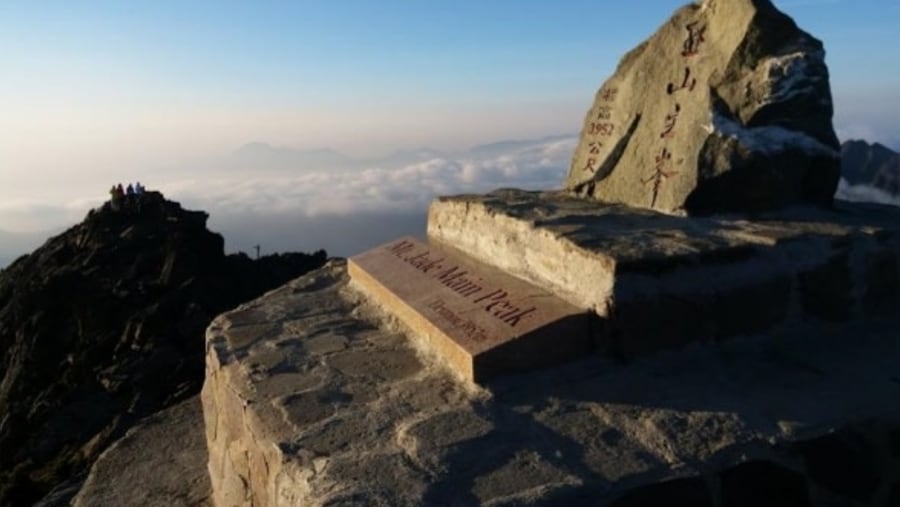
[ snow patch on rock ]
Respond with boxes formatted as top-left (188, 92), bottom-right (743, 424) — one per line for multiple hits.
top-left (708, 113), bottom-right (838, 158)
top-left (761, 49), bottom-right (827, 107)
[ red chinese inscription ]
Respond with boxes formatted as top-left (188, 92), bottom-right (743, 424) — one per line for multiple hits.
top-left (660, 104), bottom-right (681, 139)
top-left (642, 147), bottom-right (678, 207)
top-left (599, 87), bottom-right (618, 102)
top-left (667, 67), bottom-right (697, 95)
top-left (681, 22), bottom-right (707, 57)
top-left (589, 122), bottom-right (615, 136)
top-left (645, 20), bottom-right (703, 206)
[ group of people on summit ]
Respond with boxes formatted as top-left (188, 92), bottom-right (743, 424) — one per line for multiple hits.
top-left (109, 182), bottom-right (146, 211)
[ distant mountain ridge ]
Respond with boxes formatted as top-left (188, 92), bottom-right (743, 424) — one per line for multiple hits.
top-left (841, 140), bottom-right (900, 196)
top-left (464, 134), bottom-right (577, 157)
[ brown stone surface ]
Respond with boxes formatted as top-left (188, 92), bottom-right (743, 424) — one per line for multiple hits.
top-left (428, 189), bottom-right (900, 357)
top-left (348, 236), bottom-right (591, 381)
top-left (202, 260), bottom-right (900, 506)
top-left (72, 396), bottom-right (211, 507)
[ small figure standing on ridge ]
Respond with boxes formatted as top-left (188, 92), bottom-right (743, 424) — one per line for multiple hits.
top-left (107, 182), bottom-right (149, 212)
top-left (109, 185), bottom-right (121, 211)
top-left (111, 183), bottom-right (126, 211)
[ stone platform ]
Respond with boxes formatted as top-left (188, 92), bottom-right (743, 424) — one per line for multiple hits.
top-left (429, 189), bottom-right (900, 357)
top-left (202, 260), bottom-right (900, 506)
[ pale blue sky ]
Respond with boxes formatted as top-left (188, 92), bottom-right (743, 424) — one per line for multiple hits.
top-left (0, 0), bottom-right (898, 233)
top-left (3, 1), bottom-right (897, 107)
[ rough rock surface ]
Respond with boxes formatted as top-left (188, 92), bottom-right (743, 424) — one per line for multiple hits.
top-left (428, 189), bottom-right (900, 357)
top-left (203, 260), bottom-right (900, 506)
top-left (0, 192), bottom-right (327, 506)
top-left (841, 140), bottom-right (900, 196)
top-left (71, 395), bottom-right (211, 507)
top-left (565, 0), bottom-right (840, 214)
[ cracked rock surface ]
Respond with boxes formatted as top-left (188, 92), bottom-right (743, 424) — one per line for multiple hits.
top-left (202, 259), bottom-right (900, 506)
top-left (72, 396), bottom-right (211, 507)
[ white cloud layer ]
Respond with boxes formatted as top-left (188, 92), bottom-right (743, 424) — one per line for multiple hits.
top-left (169, 136), bottom-right (577, 219)
top-left (0, 136), bottom-right (578, 262)
top-left (835, 179), bottom-right (900, 207)
top-left (4, 131), bottom-right (900, 265)
top-left (0, 198), bottom-right (102, 233)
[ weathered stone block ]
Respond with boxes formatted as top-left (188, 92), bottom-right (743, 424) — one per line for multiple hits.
top-left (429, 190), bottom-right (900, 357)
top-left (296, 412), bottom-right (384, 456)
top-left (610, 274), bottom-right (790, 357)
top-left (565, 0), bottom-right (840, 214)
top-left (348, 236), bottom-right (592, 382)
top-left (326, 348), bottom-right (422, 382)
top-left (711, 274), bottom-right (792, 339)
top-left (794, 430), bottom-right (881, 503)
top-left (610, 477), bottom-right (712, 507)
top-left (863, 250), bottom-right (900, 316)
top-left (798, 253), bottom-right (853, 322)
top-left (202, 261), bottom-right (900, 505)
top-left (720, 461), bottom-right (810, 507)
top-left (470, 451), bottom-right (576, 504)
top-left (408, 410), bottom-right (494, 454)
top-left (609, 292), bottom-right (715, 358)
top-left (890, 428), bottom-right (900, 458)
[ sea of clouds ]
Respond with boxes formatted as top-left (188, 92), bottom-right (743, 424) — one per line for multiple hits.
top-left (172, 136), bottom-right (578, 257)
top-left (0, 136), bottom-right (579, 266)
top-left (3, 132), bottom-right (899, 269)
top-left (835, 179), bottom-right (900, 207)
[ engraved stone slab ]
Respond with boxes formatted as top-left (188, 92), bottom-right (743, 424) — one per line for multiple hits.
top-left (348, 236), bottom-right (592, 382)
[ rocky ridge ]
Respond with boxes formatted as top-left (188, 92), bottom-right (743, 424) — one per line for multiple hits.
top-left (0, 191), bottom-right (326, 506)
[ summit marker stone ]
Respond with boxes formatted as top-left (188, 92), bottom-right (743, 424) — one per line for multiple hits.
top-left (348, 237), bottom-right (592, 382)
top-left (565, 0), bottom-right (841, 214)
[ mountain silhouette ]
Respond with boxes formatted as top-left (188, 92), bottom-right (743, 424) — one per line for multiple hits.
top-left (841, 139), bottom-right (900, 196)
top-left (0, 191), bottom-right (326, 505)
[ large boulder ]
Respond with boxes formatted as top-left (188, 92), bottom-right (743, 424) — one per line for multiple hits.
top-left (565, 0), bottom-right (841, 214)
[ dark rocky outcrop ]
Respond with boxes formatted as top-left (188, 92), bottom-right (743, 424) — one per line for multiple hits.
top-left (0, 191), bottom-right (326, 506)
top-left (566, 0), bottom-right (841, 214)
top-left (71, 396), bottom-right (210, 507)
top-left (720, 461), bottom-right (810, 507)
top-left (841, 140), bottom-right (900, 196)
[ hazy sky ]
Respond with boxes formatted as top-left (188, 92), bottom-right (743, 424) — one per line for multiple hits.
top-left (1, 0), bottom-right (899, 259)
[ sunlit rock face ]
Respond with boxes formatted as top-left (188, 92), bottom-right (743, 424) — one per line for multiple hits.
top-left (565, 0), bottom-right (841, 214)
